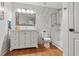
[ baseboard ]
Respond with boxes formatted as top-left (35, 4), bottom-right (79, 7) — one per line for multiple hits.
top-left (52, 42), bottom-right (63, 51)
top-left (0, 48), bottom-right (8, 56)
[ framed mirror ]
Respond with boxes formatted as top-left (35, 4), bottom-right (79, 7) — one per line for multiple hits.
top-left (16, 10), bottom-right (36, 26)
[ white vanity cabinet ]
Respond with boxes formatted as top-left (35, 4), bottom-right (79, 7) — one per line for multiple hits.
top-left (10, 30), bottom-right (38, 51)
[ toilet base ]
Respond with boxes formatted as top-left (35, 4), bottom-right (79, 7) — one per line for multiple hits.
top-left (43, 37), bottom-right (51, 48)
top-left (44, 43), bottom-right (50, 48)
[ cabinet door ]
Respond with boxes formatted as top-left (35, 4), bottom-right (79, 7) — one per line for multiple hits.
top-left (19, 32), bottom-right (25, 48)
top-left (30, 32), bottom-right (38, 46)
top-left (25, 32), bottom-right (31, 47)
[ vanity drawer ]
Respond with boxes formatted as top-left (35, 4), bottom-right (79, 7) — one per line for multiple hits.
top-left (10, 40), bottom-right (19, 49)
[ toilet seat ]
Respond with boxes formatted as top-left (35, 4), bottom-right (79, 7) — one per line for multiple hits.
top-left (43, 37), bottom-right (51, 43)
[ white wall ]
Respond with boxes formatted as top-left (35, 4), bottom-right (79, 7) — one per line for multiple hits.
top-left (57, 9), bottom-right (63, 49)
top-left (0, 2), bottom-right (12, 55)
top-left (51, 9), bottom-right (63, 50)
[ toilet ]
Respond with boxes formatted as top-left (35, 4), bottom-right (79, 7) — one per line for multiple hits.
top-left (41, 31), bottom-right (51, 48)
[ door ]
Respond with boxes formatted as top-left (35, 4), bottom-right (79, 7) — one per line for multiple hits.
top-left (69, 2), bottom-right (79, 56)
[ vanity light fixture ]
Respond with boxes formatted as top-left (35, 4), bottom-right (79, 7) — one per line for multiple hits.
top-left (16, 8), bottom-right (35, 14)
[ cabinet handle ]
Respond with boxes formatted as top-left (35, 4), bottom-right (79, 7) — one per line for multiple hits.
top-left (69, 28), bottom-right (75, 32)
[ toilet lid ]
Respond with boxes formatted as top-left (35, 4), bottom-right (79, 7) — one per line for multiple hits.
top-left (44, 38), bottom-right (51, 40)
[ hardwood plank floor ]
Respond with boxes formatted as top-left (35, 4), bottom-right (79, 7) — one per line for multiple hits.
top-left (5, 44), bottom-right (63, 56)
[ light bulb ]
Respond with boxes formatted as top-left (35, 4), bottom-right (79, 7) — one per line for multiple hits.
top-left (16, 8), bottom-right (21, 13)
top-left (30, 10), bottom-right (34, 14)
top-left (26, 9), bottom-right (30, 14)
top-left (22, 9), bottom-right (26, 13)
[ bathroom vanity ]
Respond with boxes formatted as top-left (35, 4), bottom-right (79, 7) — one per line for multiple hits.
top-left (9, 7), bottom-right (38, 51)
top-left (10, 30), bottom-right (38, 51)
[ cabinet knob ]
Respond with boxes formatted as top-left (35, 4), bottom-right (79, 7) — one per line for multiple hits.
top-left (64, 8), bottom-right (67, 10)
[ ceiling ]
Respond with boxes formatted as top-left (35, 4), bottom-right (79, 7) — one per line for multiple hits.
top-left (20, 2), bottom-right (62, 9)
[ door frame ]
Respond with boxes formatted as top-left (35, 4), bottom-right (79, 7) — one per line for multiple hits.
top-left (61, 2), bottom-right (69, 56)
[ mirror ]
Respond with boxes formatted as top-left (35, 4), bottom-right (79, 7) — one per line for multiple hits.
top-left (16, 9), bottom-right (36, 26)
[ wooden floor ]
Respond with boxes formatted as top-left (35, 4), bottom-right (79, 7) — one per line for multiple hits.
top-left (5, 44), bottom-right (63, 56)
